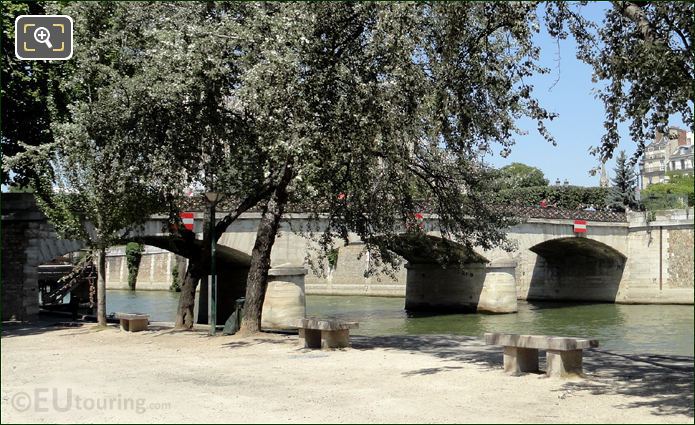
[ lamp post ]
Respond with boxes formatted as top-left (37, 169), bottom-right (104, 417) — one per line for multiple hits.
top-left (205, 191), bottom-right (222, 335)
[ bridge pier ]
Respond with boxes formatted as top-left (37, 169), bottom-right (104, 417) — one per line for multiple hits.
top-left (478, 259), bottom-right (518, 313)
top-left (405, 262), bottom-right (485, 312)
top-left (405, 260), bottom-right (517, 314)
top-left (261, 265), bottom-right (307, 330)
top-left (197, 263), bottom-right (307, 330)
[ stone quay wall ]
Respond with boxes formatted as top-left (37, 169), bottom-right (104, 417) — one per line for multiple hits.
top-left (104, 246), bottom-right (186, 291)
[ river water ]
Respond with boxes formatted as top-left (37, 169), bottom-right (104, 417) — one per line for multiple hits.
top-left (106, 290), bottom-right (694, 356)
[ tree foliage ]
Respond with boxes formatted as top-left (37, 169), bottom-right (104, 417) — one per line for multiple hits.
top-left (6, 1), bottom-right (690, 332)
top-left (1, 2), bottom-right (56, 187)
top-left (494, 185), bottom-right (610, 210)
top-left (294, 2), bottom-right (558, 262)
top-left (545, 1), bottom-right (693, 164)
top-left (5, 2), bottom-right (165, 325)
top-left (642, 174), bottom-right (694, 209)
top-left (46, 2), bottom-right (273, 329)
top-left (494, 162), bottom-right (549, 190)
top-left (213, 2), bottom-right (561, 331)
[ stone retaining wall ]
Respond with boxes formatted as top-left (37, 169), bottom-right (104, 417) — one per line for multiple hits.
top-left (105, 246), bottom-right (184, 291)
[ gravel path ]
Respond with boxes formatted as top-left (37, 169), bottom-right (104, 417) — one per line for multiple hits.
top-left (1, 322), bottom-right (692, 423)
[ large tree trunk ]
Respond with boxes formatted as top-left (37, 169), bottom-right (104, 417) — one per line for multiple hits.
top-left (174, 259), bottom-right (204, 329)
top-left (96, 248), bottom-right (107, 327)
top-left (240, 163), bottom-right (293, 335)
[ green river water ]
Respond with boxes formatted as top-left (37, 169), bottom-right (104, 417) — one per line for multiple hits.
top-left (105, 290), bottom-right (694, 357)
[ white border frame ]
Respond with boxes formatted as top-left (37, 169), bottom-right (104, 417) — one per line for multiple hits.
top-left (15, 15), bottom-right (73, 61)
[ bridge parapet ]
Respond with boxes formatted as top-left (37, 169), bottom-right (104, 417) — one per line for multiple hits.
top-left (173, 195), bottom-right (627, 223)
top-left (494, 205), bottom-right (626, 222)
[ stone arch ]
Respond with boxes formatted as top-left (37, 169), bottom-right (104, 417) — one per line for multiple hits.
top-left (530, 237), bottom-right (627, 263)
top-left (131, 235), bottom-right (251, 325)
top-left (135, 235), bottom-right (251, 267)
top-left (372, 234), bottom-right (516, 314)
top-left (528, 236), bottom-right (627, 302)
top-left (375, 234), bottom-right (489, 265)
top-left (30, 230), bottom-right (85, 266)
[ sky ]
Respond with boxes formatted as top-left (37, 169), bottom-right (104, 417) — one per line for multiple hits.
top-left (485, 2), bottom-right (686, 187)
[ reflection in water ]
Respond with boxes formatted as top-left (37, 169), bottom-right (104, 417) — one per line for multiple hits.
top-left (105, 290), bottom-right (693, 356)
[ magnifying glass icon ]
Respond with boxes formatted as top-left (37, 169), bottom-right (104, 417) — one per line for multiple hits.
top-left (33, 26), bottom-right (53, 49)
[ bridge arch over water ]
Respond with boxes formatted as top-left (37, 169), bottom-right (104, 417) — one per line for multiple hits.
top-left (0, 194), bottom-right (253, 321)
top-left (527, 237), bottom-right (627, 302)
top-left (362, 234), bottom-right (517, 314)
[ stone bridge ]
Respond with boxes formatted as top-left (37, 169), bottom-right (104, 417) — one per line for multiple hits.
top-left (3, 193), bottom-right (693, 322)
top-left (177, 207), bottom-right (693, 309)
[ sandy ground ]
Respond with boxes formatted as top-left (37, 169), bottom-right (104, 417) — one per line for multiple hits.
top-left (1, 321), bottom-right (692, 424)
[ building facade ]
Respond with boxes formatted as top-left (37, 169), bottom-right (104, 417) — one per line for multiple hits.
top-left (639, 127), bottom-right (694, 190)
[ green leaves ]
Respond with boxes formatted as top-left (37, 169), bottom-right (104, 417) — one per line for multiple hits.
top-left (608, 150), bottom-right (639, 212)
top-left (33, 2), bottom-right (165, 248)
top-left (545, 1), bottom-right (693, 163)
top-left (495, 185), bottom-right (611, 210)
top-left (267, 3), bottom-right (555, 272)
top-left (14, 2), bottom-right (677, 276)
top-left (1, 2), bottom-right (64, 187)
top-left (125, 242), bottom-right (144, 290)
top-left (494, 163), bottom-right (550, 190)
top-left (642, 174), bottom-right (694, 210)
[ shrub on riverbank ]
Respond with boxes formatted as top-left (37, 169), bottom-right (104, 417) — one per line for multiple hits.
top-left (125, 242), bottom-right (144, 290)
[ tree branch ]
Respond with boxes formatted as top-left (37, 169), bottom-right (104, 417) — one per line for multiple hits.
top-left (214, 185), bottom-right (275, 239)
top-left (612, 1), bottom-right (658, 44)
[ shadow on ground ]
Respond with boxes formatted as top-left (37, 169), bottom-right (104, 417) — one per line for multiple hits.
top-left (1, 320), bottom-right (210, 339)
top-left (1, 321), bottom-right (89, 338)
top-left (221, 337), bottom-right (291, 350)
top-left (573, 349), bottom-right (694, 418)
top-left (352, 334), bottom-right (501, 370)
top-left (351, 334), bottom-right (693, 418)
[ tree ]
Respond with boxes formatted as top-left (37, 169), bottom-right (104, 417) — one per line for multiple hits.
top-left (4, 2), bottom-right (162, 326)
top-left (642, 174), bottom-right (694, 210)
top-left (5, 3), bottom-right (578, 334)
top-left (545, 2), bottom-right (693, 163)
top-left (122, 2), bottom-right (267, 329)
top-left (495, 163), bottom-right (549, 190)
top-left (1, 2), bottom-right (68, 188)
top-left (494, 185), bottom-right (610, 210)
top-left (235, 2), bottom-right (558, 333)
top-left (37, 2), bottom-right (273, 329)
top-left (608, 151), bottom-right (638, 211)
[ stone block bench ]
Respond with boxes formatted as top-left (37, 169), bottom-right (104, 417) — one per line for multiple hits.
top-left (115, 313), bottom-right (149, 332)
top-left (297, 318), bottom-right (358, 349)
top-left (484, 332), bottom-right (599, 377)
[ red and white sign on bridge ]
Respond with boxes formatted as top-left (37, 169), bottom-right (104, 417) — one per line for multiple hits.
top-left (179, 212), bottom-right (195, 231)
top-left (573, 219), bottom-right (587, 233)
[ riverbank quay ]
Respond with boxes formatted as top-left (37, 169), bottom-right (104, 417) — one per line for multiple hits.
top-left (2, 321), bottom-right (692, 423)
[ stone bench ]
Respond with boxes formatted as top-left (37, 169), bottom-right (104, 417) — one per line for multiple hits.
top-left (115, 313), bottom-right (149, 332)
top-left (297, 318), bottom-right (358, 349)
top-left (484, 332), bottom-right (599, 377)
